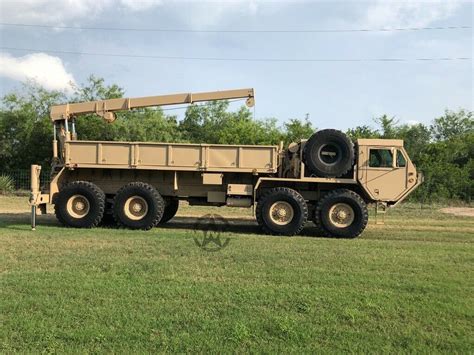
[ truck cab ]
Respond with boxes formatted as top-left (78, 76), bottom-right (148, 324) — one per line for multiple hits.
top-left (356, 139), bottom-right (422, 205)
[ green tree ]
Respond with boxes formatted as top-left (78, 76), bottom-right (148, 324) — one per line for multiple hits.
top-left (71, 76), bottom-right (181, 143)
top-left (430, 109), bottom-right (473, 141)
top-left (374, 115), bottom-right (399, 138)
top-left (73, 75), bottom-right (126, 141)
top-left (396, 123), bottom-right (431, 163)
top-left (346, 125), bottom-right (380, 139)
top-left (72, 75), bottom-right (124, 102)
top-left (180, 101), bottom-right (282, 145)
top-left (283, 118), bottom-right (315, 144)
top-left (180, 101), bottom-right (229, 143)
top-left (0, 81), bottom-right (65, 170)
top-left (414, 134), bottom-right (473, 202)
top-left (0, 77), bottom-right (182, 170)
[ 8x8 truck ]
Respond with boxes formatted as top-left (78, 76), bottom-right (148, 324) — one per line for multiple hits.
top-left (30, 88), bottom-right (422, 238)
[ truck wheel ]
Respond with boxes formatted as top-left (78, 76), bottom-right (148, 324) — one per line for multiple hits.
top-left (310, 208), bottom-right (326, 237)
top-left (303, 129), bottom-right (354, 177)
top-left (314, 189), bottom-right (368, 238)
top-left (100, 212), bottom-right (117, 227)
top-left (113, 182), bottom-right (164, 230)
top-left (256, 187), bottom-right (308, 236)
top-left (54, 181), bottom-right (105, 228)
top-left (158, 198), bottom-right (179, 224)
top-left (99, 198), bottom-right (117, 227)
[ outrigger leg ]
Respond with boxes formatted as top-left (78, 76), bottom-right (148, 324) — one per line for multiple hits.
top-left (31, 205), bottom-right (36, 230)
top-left (29, 164), bottom-right (41, 231)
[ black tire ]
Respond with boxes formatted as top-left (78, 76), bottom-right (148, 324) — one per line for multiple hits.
top-left (113, 182), bottom-right (165, 230)
top-left (99, 197), bottom-right (117, 227)
top-left (310, 204), bottom-right (326, 237)
top-left (54, 181), bottom-right (105, 228)
top-left (256, 187), bottom-right (308, 236)
top-left (314, 189), bottom-right (368, 238)
top-left (99, 211), bottom-right (117, 227)
top-left (159, 198), bottom-right (179, 224)
top-left (303, 129), bottom-right (355, 177)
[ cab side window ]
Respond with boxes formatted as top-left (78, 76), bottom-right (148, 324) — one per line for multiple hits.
top-left (369, 149), bottom-right (393, 168)
top-left (396, 149), bottom-right (406, 167)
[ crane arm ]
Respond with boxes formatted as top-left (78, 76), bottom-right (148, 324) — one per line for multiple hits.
top-left (50, 88), bottom-right (255, 123)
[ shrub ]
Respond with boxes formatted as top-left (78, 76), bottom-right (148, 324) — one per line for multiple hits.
top-left (0, 175), bottom-right (14, 194)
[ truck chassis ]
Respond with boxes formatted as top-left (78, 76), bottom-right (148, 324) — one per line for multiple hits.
top-left (30, 88), bottom-right (422, 238)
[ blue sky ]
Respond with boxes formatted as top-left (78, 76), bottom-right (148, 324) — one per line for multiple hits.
top-left (0, 0), bottom-right (472, 130)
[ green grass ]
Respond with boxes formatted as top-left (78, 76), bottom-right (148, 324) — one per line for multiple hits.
top-left (0, 196), bottom-right (473, 353)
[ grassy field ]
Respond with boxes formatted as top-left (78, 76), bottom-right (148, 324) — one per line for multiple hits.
top-left (0, 195), bottom-right (473, 353)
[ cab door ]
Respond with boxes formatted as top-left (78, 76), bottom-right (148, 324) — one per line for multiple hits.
top-left (360, 146), bottom-right (416, 201)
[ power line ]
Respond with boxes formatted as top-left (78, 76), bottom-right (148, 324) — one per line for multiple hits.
top-left (0, 22), bottom-right (471, 33)
top-left (0, 47), bottom-right (470, 62)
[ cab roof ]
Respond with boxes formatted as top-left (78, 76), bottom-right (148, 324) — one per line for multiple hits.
top-left (357, 138), bottom-right (404, 147)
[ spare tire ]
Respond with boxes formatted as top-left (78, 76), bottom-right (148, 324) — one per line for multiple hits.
top-left (303, 129), bottom-right (354, 177)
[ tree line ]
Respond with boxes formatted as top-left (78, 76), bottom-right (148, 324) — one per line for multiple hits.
top-left (0, 76), bottom-right (472, 202)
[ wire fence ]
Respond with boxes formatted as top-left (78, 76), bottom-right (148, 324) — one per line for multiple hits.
top-left (0, 169), bottom-right (51, 190)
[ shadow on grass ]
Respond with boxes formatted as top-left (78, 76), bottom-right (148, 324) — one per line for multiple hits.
top-left (0, 212), bottom-right (330, 238)
top-left (161, 216), bottom-right (327, 238)
top-left (0, 213), bottom-right (58, 228)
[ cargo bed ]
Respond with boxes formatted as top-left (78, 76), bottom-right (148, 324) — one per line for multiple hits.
top-left (64, 140), bottom-right (279, 173)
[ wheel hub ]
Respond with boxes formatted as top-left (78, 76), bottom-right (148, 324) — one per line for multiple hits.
top-left (269, 201), bottom-right (294, 226)
top-left (132, 202), bottom-right (143, 213)
top-left (124, 196), bottom-right (148, 221)
top-left (329, 203), bottom-right (354, 228)
top-left (66, 194), bottom-right (90, 219)
top-left (319, 143), bottom-right (341, 165)
top-left (337, 210), bottom-right (347, 219)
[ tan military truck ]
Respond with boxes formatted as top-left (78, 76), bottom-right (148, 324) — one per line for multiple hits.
top-left (29, 88), bottom-right (422, 238)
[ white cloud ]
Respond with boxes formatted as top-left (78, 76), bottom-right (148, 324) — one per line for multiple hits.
top-left (167, 0), bottom-right (264, 29)
top-left (405, 120), bottom-right (421, 126)
top-left (0, 0), bottom-right (273, 28)
top-left (0, 53), bottom-right (76, 91)
top-left (0, 0), bottom-right (163, 25)
top-left (0, 0), bottom-right (272, 28)
top-left (118, 0), bottom-right (163, 11)
top-left (365, 0), bottom-right (463, 28)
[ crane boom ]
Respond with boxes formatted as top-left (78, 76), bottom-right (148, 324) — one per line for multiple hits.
top-left (50, 88), bottom-right (255, 123)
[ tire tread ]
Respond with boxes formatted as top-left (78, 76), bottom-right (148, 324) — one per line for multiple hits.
top-left (54, 181), bottom-right (105, 228)
top-left (303, 129), bottom-right (355, 177)
top-left (314, 188), bottom-right (368, 238)
top-left (159, 198), bottom-right (179, 225)
top-left (112, 182), bottom-right (164, 230)
top-left (256, 187), bottom-right (308, 236)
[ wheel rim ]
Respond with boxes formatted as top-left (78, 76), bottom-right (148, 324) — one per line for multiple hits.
top-left (318, 143), bottom-right (341, 165)
top-left (66, 194), bottom-right (90, 219)
top-left (328, 203), bottom-right (354, 228)
top-left (269, 201), bottom-right (294, 225)
top-left (124, 196), bottom-right (148, 221)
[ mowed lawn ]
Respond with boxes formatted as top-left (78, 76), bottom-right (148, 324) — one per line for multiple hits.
top-left (0, 196), bottom-right (473, 353)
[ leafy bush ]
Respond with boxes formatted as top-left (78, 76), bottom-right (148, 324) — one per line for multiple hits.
top-left (0, 175), bottom-right (14, 194)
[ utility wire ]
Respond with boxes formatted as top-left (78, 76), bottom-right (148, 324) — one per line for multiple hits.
top-left (0, 47), bottom-right (471, 62)
top-left (0, 22), bottom-right (471, 33)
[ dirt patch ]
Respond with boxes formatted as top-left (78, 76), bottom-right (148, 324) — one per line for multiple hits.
top-left (439, 207), bottom-right (474, 217)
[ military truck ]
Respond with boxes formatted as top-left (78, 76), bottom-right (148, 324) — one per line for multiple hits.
top-left (29, 88), bottom-right (422, 238)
